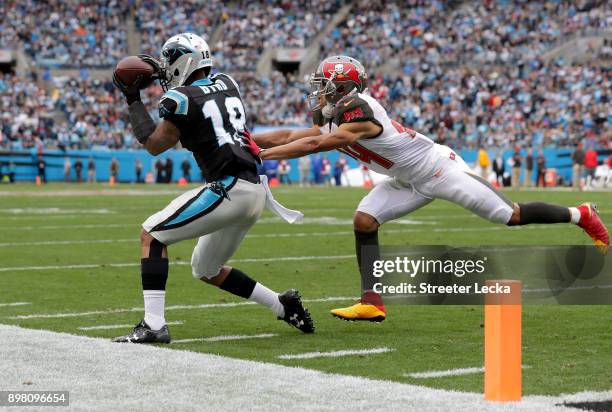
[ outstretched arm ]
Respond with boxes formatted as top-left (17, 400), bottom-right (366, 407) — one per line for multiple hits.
top-left (260, 121), bottom-right (381, 160)
top-left (253, 127), bottom-right (322, 148)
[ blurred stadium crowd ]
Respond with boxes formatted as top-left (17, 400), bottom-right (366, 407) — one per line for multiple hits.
top-left (0, 0), bottom-right (609, 151)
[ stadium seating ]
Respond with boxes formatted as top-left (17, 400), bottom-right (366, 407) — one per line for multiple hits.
top-left (0, 0), bottom-right (609, 150)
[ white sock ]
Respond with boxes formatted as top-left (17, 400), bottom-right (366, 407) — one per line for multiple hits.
top-left (143, 290), bottom-right (166, 330)
top-left (248, 283), bottom-right (285, 318)
top-left (569, 207), bottom-right (581, 224)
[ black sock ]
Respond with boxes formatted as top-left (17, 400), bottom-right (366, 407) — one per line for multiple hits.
top-left (518, 202), bottom-right (570, 225)
top-left (141, 257), bottom-right (169, 290)
top-left (220, 268), bottom-right (257, 299)
top-left (355, 230), bottom-right (380, 293)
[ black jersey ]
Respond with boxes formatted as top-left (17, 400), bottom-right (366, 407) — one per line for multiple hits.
top-left (158, 73), bottom-right (258, 182)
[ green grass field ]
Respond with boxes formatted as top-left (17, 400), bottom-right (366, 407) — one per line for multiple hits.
top-left (1, 183), bottom-right (611, 396)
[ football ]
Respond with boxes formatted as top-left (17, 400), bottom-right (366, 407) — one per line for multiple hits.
top-left (114, 55), bottom-right (155, 89)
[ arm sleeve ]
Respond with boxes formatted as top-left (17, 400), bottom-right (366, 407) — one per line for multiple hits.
top-left (333, 96), bottom-right (377, 126)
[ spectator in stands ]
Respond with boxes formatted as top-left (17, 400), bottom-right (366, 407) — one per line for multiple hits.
top-left (165, 157), bottom-right (173, 183)
top-left (87, 156), bottom-right (96, 183)
top-left (321, 156), bottom-right (332, 187)
top-left (572, 143), bottom-right (585, 190)
top-left (536, 151), bottom-right (547, 187)
top-left (74, 158), bottom-right (83, 183)
top-left (605, 154), bottom-right (612, 188)
top-left (511, 147), bottom-right (522, 189)
top-left (334, 155), bottom-right (348, 186)
top-left (36, 156), bottom-right (46, 183)
top-left (584, 147), bottom-right (599, 188)
top-left (155, 159), bottom-right (164, 184)
top-left (311, 154), bottom-right (322, 185)
top-left (263, 160), bottom-right (279, 182)
top-left (278, 160), bottom-right (292, 185)
top-left (110, 157), bottom-right (119, 182)
top-left (477, 147), bottom-right (490, 179)
top-left (7, 161), bottom-right (16, 183)
top-left (181, 158), bottom-right (191, 183)
top-left (524, 148), bottom-right (534, 188)
top-left (133, 158), bottom-right (142, 183)
top-left (298, 155), bottom-right (311, 187)
top-left (493, 152), bottom-right (505, 187)
top-left (63, 157), bottom-right (72, 182)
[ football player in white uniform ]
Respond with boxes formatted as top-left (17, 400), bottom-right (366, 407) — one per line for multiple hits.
top-left (246, 55), bottom-right (609, 322)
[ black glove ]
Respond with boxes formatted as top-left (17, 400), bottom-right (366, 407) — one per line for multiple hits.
top-left (137, 54), bottom-right (164, 79)
top-left (112, 71), bottom-right (144, 105)
top-left (113, 55), bottom-right (164, 105)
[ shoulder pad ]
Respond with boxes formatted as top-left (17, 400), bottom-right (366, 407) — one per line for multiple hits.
top-left (211, 72), bottom-right (240, 91)
top-left (333, 95), bottom-right (375, 126)
top-left (159, 88), bottom-right (189, 117)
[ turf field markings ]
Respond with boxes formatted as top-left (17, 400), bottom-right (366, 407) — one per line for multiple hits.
top-left (0, 208), bottom-right (116, 215)
top-left (6, 324), bottom-right (603, 411)
top-left (77, 321), bottom-right (184, 331)
top-left (0, 239), bottom-right (135, 247)
top-left (0, 302), bottom-right (31, 308)
top-left (6, 296), bottom-right (356, 320)
top-left (278, 347), bottom-right (394, 360)
top-left (3, 223), bottom-right (132, 231)
top-left (0, 223), bottom-right (579, 248)
top-left (405, 365), bottom-right (531, 379)
top-left (0, 255), bottom-right (356, 272)
top-left (172, 333), bottom-right (277, 344)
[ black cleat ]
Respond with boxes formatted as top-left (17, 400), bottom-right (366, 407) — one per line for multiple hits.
top-left (111, 320), bottom-right (171, 344)
top-left (278, 289), bottom-right (315, 333)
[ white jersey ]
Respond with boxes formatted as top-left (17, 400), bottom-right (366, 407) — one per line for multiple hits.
top-left (321, 93), bottom-right (440, 184)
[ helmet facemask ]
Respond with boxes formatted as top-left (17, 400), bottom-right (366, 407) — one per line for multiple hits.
top-left (307, 56), bottom-right (368, 117)
top-left (159, 33), bottom-right (212, 91)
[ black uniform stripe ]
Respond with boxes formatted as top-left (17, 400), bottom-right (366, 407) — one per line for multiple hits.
top-left (150, 177), bottom-right (238, 232)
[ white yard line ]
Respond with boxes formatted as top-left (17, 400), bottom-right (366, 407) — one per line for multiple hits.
top-left (0, 255), bottom-right (355, 272)
top-left (278, 347), bottom-right (394, 360)
top-left (6, 296), bottom-right (356, 320)
top-left (77, 321), bottom-right (184, 331)
top-left (1, 324), bottom-right (610, 411)
top-left (0, 302), bottom-right (31, 308)
top-left (172, 333), bottom-right (277, 344)
top-left (406, 367), bottom-right (484, 379)
top-left (405, 365), bottom-right (531, 379)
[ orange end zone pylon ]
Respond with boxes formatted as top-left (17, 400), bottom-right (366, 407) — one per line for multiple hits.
top-left (484, 279), bottom-right (522, 402)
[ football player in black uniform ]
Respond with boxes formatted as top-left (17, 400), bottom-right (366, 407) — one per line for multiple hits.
top-left (111, 33), bottom-right (314, 343)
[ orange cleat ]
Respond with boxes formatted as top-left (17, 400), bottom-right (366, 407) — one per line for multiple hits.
top-left (576, 203), bottom-right (609, 254)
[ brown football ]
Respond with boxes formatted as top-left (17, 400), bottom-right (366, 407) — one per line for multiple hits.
top-left (114, 56), bottom-right (155, 89)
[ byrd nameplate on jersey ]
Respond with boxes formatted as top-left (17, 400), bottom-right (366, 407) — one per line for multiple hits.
top-left (369, 245), bottom-right (611, 305)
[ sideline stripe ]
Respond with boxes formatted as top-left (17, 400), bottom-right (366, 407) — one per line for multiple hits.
top-left (7, 296), bottom-right (356, 320)
top-left (278, 347), bottom-right (394, 360)
top-left (406, 365), bottom-right (530, 379)
top-left (4, 324), bottom-right (606, 411)
top-left (78, 321), bottom-right (184, 331)
top-left (0, 302), bottom-right (31, 308)
top-left (172, 333), bottom-right (277, 344)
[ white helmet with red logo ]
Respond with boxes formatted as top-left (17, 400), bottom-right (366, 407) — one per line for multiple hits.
top-left (308, 55), bottom-right (368, 113)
